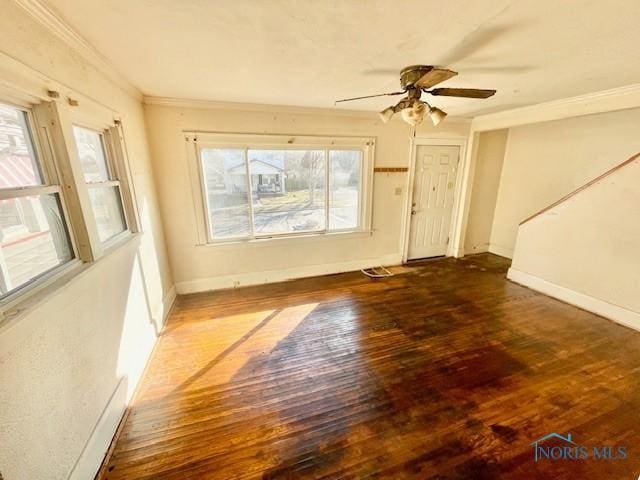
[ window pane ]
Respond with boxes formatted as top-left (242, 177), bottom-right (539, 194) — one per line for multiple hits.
top-left (329, 150), bottom-right (362, 230)
top-left (73, 126), bottom-right (110, 183)
top-left (88, 186), bottom-right (126, 242)
top-left (0, 194), bottom-right (73, 297)
top-left (249, 149), bottom-right (325, 235)
top-left (0, 103), bottom-right (42, 188)
top-left (201, 148), bottom-right (251, 239)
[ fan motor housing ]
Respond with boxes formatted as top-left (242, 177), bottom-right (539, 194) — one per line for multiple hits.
top-left (400, 65), bottom-right (434, 89)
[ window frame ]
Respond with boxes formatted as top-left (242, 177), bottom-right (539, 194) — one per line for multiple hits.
top-left (0, 86), bottom-right (140, 318)
top-left (187, 132), bottom-right (375, 245)
top-left (0, 100), bottom-right (81, 306)
top-left (71, 123), bottom-right (130, 247)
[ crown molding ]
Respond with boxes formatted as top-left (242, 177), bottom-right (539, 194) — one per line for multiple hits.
top-left (144, 96), bottom-right (385, 119)
top-left (472, 83), bottom-right (640, 131)
top-left (13, 0), bottom-right (142, 100)
top-left (143, 96), bottom-right (472, 123)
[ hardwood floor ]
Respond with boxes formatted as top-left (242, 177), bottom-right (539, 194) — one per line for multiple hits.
top-left (98, 254), bottom-right (640, 479)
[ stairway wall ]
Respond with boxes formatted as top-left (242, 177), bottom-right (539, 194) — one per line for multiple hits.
top-left (489, 108), bottom-right (640, 258)
top-left (509, 156), bottom-right (640, 326)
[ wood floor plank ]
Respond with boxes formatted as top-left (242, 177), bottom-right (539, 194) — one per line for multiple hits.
top-left (98, 254), bottom-right (640, 479)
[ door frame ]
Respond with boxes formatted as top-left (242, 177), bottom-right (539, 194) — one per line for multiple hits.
top-left (401, 137), bottom-right (468, 263)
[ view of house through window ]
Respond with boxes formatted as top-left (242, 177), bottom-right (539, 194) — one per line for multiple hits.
top-left (0, 103), bottom-right (74, 297)
top-left (249, 149), bottom-right (326, 235)
top-left (200, 147), bottom-right (363, 240)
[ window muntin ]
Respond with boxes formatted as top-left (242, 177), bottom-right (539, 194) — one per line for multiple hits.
top-left (199, 146), bottom-right (365, 241)
top-left (0, 102), bottom-right (75, 300)
top-left (72, 126), bottom-right (127, 243)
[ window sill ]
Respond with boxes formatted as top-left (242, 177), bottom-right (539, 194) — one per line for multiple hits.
top-left (102, 229), bottom-right (137, 255)
top-left (197, 229), bottom-right (373, 248)
top-left (0, 232), bottom-right (141, 349)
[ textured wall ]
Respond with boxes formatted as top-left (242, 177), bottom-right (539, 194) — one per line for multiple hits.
top-left (463, 129), bottom-right (508, 254)
top-left (490, 108), bottom-right (640, 257)
top-left (0, 3), bottom-right (172, 479)
top-left (144, 103), bottom-right (470, 292)
top-left (511, 156), bottom-right (640, 314)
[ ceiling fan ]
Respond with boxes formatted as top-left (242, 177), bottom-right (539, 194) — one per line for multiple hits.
top-left (335, 65), bottom-right (496, 126)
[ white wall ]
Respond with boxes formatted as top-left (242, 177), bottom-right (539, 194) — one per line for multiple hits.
top-left (509, 156), bottom-right (640, 326)
top-left (463, 129), bottom-right (508, 254)
top-left (0, 3), bottom-right (173, 480)
top-left (490, 108), bottom-right (640, 257)
top-left (144, 101), bottom-right (470, 293)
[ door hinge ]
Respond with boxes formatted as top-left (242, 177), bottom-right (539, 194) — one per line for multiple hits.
top-left (446, 236), bottom-right (450, 245)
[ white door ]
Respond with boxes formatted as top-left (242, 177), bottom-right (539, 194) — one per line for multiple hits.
top-left (408, 145), bottom-right (460, 260)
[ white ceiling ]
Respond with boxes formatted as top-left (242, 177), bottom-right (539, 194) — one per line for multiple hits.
top-left (44, 0), bottom-right (640, 116)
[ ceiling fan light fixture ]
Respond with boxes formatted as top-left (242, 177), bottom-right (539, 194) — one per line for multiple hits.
top-left (378, 106), bottom-right (395, 123)
top-left (400, 101), bottom-right (427, 126)
top-left (335, 65), bottom-right (496, 129)
top-left (428, 105), bottom-right (447, 126)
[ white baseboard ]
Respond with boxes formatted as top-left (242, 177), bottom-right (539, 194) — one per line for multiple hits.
top-left (463, 245), bottom-right (489, 255)
top-left (488, 243), bottom-right (514, 259)
top-left (507, 268), bottom-right (640, 332)
top-left (67, 285), bottom-right (177, 480)
top-left (67, 377), bottom-right (128, 480)
top-left (153, 285), bottom-right (176, 330)
top-left (176, 254), bottom-right (403, 294)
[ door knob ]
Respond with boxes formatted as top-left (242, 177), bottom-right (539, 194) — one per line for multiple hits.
top-left (411, 210), bottom-right (417, 215)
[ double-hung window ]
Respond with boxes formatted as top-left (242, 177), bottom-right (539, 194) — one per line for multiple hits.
top-left (0, 85), bottom-right (138, 312)
top-left (190, 134), bottom-right (374, 243)
top-left (0, 102), bottom-right (74, 298)
top-left (72, 126), bottom-right (127, 243)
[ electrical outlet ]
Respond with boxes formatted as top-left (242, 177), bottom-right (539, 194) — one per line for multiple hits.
top-left (394, 187), bottom-right (402, 196)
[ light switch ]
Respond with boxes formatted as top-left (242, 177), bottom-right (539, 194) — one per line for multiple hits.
top-left (394, 187), bottom-right (402, 196)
